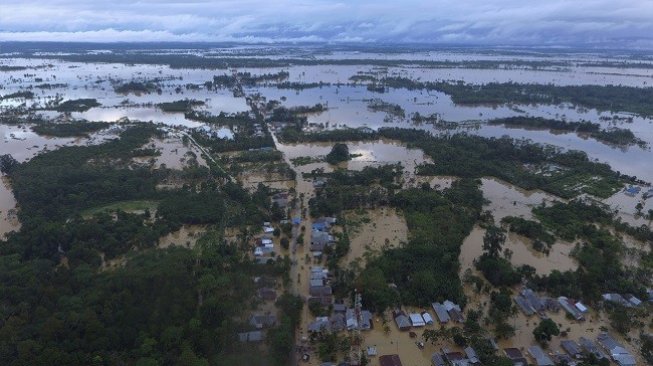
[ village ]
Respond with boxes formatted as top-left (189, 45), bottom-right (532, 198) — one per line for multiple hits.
top-left (233, 161), bottom-right (651, 366)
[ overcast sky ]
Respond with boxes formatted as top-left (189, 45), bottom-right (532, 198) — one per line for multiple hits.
top-left (1, 0), bottom-right (652, 47)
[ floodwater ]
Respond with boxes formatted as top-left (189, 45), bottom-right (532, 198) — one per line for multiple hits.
top-left (342, 207), bottom-right (408, 265)
top-left (481, 177), bottom-right (562, 222)
top-left (459, 225), bottom-right (577, 275)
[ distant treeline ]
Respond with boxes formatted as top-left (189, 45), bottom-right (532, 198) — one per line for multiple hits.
top-left (377, 77), bottom-right (653, 117)
top-left (488, 117), bottom-right (646, 147)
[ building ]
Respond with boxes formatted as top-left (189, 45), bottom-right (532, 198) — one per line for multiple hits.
top-left (464, 347), bottom-right (480, 364)
top-left (393, 311), bottom-right (411, 331)
top-left (249, 313), bottom-right (277, 329)
top-left (623, 294), bottom-right (642, 307)
top-left (444, 300), bottom-right (464, 322)
top-left (602, 293), bottom-right (631, 307)
top-left (409, 313), bottom-right (426, 327)
top-left (551, 351), bottom-right (576, 366)
top-left (574, 301), bottom-right (588, 313)
top-left (522, 288), bottom-right (545, 313)
top-left (379, 354), bottom-right (403, 366)
top-left (579, 337), bottom-right (607, 360)
top-left (308, 317), bottom-right (330, 333)
top-left (558, 296), bottom-right (584, 321)
top-left (431, 353), bottom-right (446, 366)
top-left (442, 348), bottom-right (470, 366)
top-left (421, 311), bottom-right (434, 325)
top-left (561, 340), bottom-right (583, 359)
top-left (329, 313), bottom-right (346, 332)
top-left (504, 348), bottom-right (528, 366)
top-left (431, 302), bottom-right (450, 324)
top-left (528, 345), bottom-right (554, 366)
top-left (238, 330), bottom-right (265, 342)
top-left (596, 332), bottom-right (637, 366)
top-left (514, 295), bottom-right (535, 316)
top-left (257, 287), bottom-right (277, 301)
top-left (333, 303), bottom-right (347, 313)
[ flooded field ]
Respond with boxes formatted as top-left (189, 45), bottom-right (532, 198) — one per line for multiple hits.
top-left (343, 208), bottom-right (408, 265)
top-left (460, 225), bottom-right (577, 275)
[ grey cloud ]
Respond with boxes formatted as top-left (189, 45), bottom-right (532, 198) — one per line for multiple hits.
top-left (0, 0), bottom-right (651, 47)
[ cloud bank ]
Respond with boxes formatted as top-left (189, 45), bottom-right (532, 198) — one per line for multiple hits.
top-left (0, 0), bottom-right (652, 47)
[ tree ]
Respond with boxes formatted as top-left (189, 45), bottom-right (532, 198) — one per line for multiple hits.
top-left (641, 334), bottom-right (653, 365)
top-left (326, 143), bottom-right (350, 165)
top-left (280, 237), bottom-right (289, 250)
top-left (483, 226), bottom-right (506, 258)
top-left (533, 319), bottom-right (559, 344)
top-left (0, 154), bottom-right (18, 174)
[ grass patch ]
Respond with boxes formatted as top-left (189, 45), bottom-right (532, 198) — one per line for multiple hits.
top-left (82, 200), bottom-right (159, 217)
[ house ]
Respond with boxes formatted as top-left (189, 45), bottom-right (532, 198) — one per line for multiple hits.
top-left (379, 354), bottom-right (403, 366)
top-left (444, 300), bottom-right (464, 322)
top-left (464, 347), bottom-right (480, 364)
top-left (345, 308), bottom-right (370, 330)
top-left (528, 345), bottom-right (554, 366)
top-left (409, 313), bottom-right (425, 327)
top-left (393, 311), bottom-right (411, 331)
top-left (551, 351), bottom-right (577, 366)
top-left (514, 295), bottom-right (535, 316)
top-left (333, 303), bottom-right (347, 313)
top-left (624, 186), bottom-right (641, 197)
top-left (522, 288), bottom-right (545, 313)
top-left (575, 301), bottom-right (589, 313)
top-left (421, 311), bottom-right (434, 325)
top-left (360, 310), bottom-right (373, 330)
top-left (558, 296), bottom-right (584, 321)
top-left (367, 346), bottom-right (378, 357)
top-left (329, 313), bottom-right (346, 332)
top-left (257, 287), bottom-right (277, 301)
top-left (504, 348), bottom-right (528, 366)
top-left (309, 285), bottom-right (332, 297)
top-left (602, 293), bottom-right (631, 307)
top-left (579, 337), bottom-right (607, 360)
top-left (561, 340), bottom-right (583, 359)
top-left (249, 313), bottom-right (277, 329)
top-left (238, 330), bottom-right (265, 342)
top-left (623, 294), bottom-right (642, 307)
top-left (596, 333), bottom-right (637, 366)
top-left (431, 302), bottom-right (450, 324)
top-left (311, 231), bottom-right (334, 251)
top-left (308, 317), bottom-right (330, 333)
top-left (431, 353), bottom-right (446, 366)
top-left (442, 348), bottom-right (470, 366)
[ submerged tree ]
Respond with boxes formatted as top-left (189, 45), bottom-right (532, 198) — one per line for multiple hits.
top-left (326, 143), bottom-right (350, 165)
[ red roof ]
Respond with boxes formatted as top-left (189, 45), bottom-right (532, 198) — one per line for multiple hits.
top-left (379, 354), bottom-right (403, 366)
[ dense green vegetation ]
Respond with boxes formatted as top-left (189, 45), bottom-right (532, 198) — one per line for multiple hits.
top-left (325, 143), bottom-right (351, 165)
top-left (0, 90), bottom-right (34, 99)
top-left (114, 81), bottom-right (161, 94)
top-left (53, 98), bottom-right (101, 112)
top-left (31, 121), bottom-right (110, 137)
top-left (528, 200), bottom-right (651, 300)
top-left (501, 216), bottom-right (555, 253)
top-left (377, 128), bottom-right (625, 198)
top-left (488, 117), bottom-right (646, 147)
top-left (377, 77), bottom-right (653, 117)
top-left (0, 121), bottom-right (285, 364)
top-left (361, 179), bottom-right (483, 309)
top-left (308, 165), bottom-right (402, 218)
top-left (157, 99), bottom-right (205, 113)
top-left (279, 127), bottom-right (377, 144)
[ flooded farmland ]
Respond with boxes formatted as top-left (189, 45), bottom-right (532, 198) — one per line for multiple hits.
top-left (2, 46), bottom-right (653, 366)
